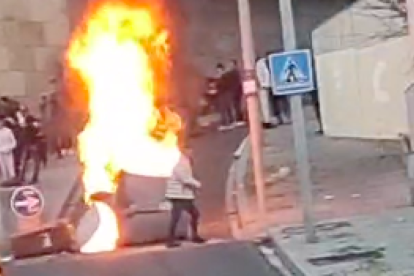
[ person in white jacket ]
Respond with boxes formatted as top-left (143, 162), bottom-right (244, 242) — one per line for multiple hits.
top-left (165, 148), bottom-right (205, 248)
top-left (0, 118), bottom-right (16, 182)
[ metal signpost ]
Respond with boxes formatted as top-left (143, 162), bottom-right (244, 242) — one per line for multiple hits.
top-left (273, 0), bottom-right (317, 243)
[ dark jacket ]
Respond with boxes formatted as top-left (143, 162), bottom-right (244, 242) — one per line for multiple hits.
top-left (227, 69), bottom-right (243, 98)
top-left (216, 72), bottom-right (233, 100)
top-left (25, 116), bottom-right (46, 147)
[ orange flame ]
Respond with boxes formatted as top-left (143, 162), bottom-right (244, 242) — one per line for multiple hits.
top-left (66, 0), bottom-right (181, 253)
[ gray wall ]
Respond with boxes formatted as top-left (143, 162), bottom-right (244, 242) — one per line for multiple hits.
top-left (312, 0), bottom-right (407, 55)
top-left (174, 0), bottom-right (351, 75)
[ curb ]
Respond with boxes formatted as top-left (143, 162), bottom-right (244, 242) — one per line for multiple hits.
top-left (225, 135), bottom-right (251, 238)
top-left (224, 135), bottom-right (307, 275)
top-left (257, 243), bottom-right (294, 276)
top-left (269, 235), bottom-right (306, 276)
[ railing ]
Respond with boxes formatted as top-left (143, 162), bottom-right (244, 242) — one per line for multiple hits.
top-left (225, 136), bottom-right (251, 238)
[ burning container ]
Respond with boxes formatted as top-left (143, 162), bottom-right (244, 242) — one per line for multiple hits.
top-left (76, 172), bottom-right (189, 249)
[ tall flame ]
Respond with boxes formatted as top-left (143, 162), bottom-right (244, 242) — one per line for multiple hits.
top-left (66, 0), bottom-right (181, 253)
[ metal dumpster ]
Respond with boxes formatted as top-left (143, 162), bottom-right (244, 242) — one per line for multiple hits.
top-left (76, 172), bottom-right (189, 247)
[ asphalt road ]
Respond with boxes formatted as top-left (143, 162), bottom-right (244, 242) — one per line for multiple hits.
top-left (191, 127), bottom-right (247, 238)
top-left (4, 241), bottom-right (281, 276)
top-left (4, 127), bottom-right (284, 276)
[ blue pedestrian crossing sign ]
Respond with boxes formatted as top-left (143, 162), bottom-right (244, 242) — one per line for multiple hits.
top-left (269, 49), bottom-right (315, 95)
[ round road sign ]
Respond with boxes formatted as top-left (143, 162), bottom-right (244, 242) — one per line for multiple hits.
top-left (10, 186), bottom-right (45, 218)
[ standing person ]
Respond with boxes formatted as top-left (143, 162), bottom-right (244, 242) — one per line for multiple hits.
top-left (20, 116), bottom-right (45, 184)
top-left (255, 56), bottom-right (275, 127)
top-left (0, 118), bottom-right (17, 182)
top-left (15, 106), bottom-right (30, 175)
top-left (165, 147), bottom-right (205, 248)
top-left (39, 94), bottom-right (49, 124)
top-left (216, 63), bottom-right (235, 131)
top-left (4, 117), bottom-right (24, 176)
top-left (227, 60), bottom-right (245, 125)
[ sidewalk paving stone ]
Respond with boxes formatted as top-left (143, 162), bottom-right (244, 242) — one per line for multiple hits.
top-left (269, 208), bottom-right (414, 275)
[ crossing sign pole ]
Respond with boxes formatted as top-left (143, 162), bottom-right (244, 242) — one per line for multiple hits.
top-left (278, 0), bottom-right (317, 242)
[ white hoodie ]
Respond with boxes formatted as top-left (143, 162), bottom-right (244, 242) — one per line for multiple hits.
top-left (165, 154), bottom-right (201, 200)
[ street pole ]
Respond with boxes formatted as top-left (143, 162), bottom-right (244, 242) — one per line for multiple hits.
top-left (278, 0), bottom-right (317, 242)
top-left (236, 0), bottom-right (267, 221)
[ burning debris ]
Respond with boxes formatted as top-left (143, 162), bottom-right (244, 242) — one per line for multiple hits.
top-left (66, 0), bottom-right (182, 253)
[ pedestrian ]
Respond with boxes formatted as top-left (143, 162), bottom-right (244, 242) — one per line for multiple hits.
top-left (20, 116), bottom-right (47, 184)
top-left (216, 63), bottom-right (236, 131)
top-left (39, 94), bottom-right (49, 124)
top-left (0, 117), bottom-right (17, 182)
top-left (165, 147), bottom-right (205, 248)
top-left (20, 115), bottom-right (45, 184)
top-left (3, 117), bottom-right (24, 176)
top-left (227, 60), bottom-right (245, 125)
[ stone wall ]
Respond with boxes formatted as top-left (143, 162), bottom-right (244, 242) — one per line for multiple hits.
top-left (0, 0), bottom-right (70, 105)
top-left (0, 0), bottom-right (351, 107)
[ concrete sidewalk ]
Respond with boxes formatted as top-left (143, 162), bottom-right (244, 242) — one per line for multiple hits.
top-left (242, 119), bottom-right (413, 275)
top-left (244, 122), bottom-right (409, 230)
top-left (269, 208), bottom-right (414, 275)
top-left (35, 155), bottom-right (80, 222)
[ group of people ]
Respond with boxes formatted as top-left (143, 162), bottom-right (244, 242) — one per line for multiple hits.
top-left (256, 54), bottom-right (291, 126)
top-left (0, 97), bottom-right (47, 184)
top-left (205, 60), bottom-right (246, 131)
top-left (0, 93), bottom-right (75, 185)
